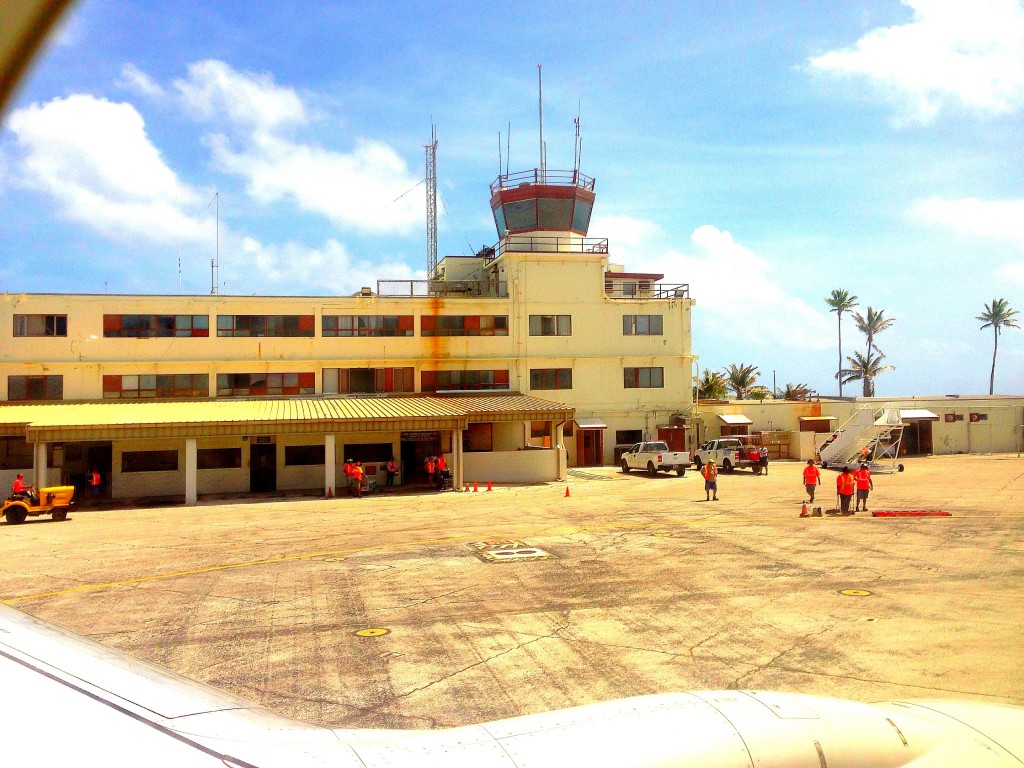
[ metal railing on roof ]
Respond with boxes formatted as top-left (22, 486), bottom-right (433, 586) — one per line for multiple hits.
top-left (490, 236), bottom-right (609, 260)
top-left (605, 283), bottom-right (690, 299)
top-left (490, 169), bottom-right (596, 196)
top-left (376, 279), bottom-right (509, 298)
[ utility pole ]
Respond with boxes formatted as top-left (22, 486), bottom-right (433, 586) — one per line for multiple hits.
top-left (425, 125), bottom-right (438, 279)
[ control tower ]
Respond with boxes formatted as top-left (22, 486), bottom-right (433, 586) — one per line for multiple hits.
top-left (489, 168), bottom-right (596, 244)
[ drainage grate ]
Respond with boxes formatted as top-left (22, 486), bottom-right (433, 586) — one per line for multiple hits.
top-left (567, 469), bottom-right (614, 481)
top-left (470, 539), bottom-right (554, 563)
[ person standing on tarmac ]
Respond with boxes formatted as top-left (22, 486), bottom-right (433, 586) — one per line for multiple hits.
top-left (853, 462), bottom-right (874, 512)
top-left (386, 457), bottom-right (397, 487)
top-left (701, 459), bottom-right (719, 501)
top-left (837, 467), bottom-right (856, 515)
top-left (803, 459), bottom-right (821, 503)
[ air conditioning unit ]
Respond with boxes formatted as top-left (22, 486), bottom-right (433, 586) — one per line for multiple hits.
top-left (360, 286), bottom-right (373, 297)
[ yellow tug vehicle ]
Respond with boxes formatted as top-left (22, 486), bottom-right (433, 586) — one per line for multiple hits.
top-left (3, 486), bottom-right (75, 524)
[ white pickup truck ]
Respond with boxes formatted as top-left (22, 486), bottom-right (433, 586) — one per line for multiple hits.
top-left (620, 441), bottom-right (691, 477)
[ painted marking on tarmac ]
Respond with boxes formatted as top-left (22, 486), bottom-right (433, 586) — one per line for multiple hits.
top-left (355, 628), bottom-right (390, 637)
top-left (839, 589), bottom-right (873, 596)
top-left (4, 512), bottom-right (1015, 604)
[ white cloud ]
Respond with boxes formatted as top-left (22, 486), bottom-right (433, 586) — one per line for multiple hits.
top-left (808, 0), bottom-right (1024, 124)
top-left (593, 215), bottom-right (833, 350)
top-left (910, 196), bottom-right (1024, 243)
top-left (173, 60), bottom-right (423, 234)
top-left (225, 236), bottom-right (423, 295)
top-left (996, 262), bottom-right (1024, 287)
top-left (116, 63), bottom-right (166, 100)
top-left (5, 94), bottom-right (209, 243)
top-left (174, 60), bottom-right (307, 131)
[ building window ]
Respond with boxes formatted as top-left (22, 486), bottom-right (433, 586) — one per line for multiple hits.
top-left (529, 368), bottom-right (573, 390)
top-left (103, 314), bottom-right (209, 338)
top-left (622, 315), bottom-right (664, 335)
top-left (464, 423), bottom-right (493, 452)
top-left (216, 372), bottom-right (315, 397)
top-left (343, 443), bottom-right (394, 464)
top-left (421, 315), bottom-right (509, 336)
top-left (284, 445), bottom-right (326, 466)
top-left (8, 375), bottom-right (63, 401)
top-left (323, 315), bottom-right (414, 337)
top-left (121, 450), bottom-right (179, 473)
top-left (0, 437), bottom-right (33, 470)
top-left (13, 314), bottom-right (67, 337)
top-left (197, 448), bottom-right (242, 470)
top-left (103, 374), bottom-right (209, 399)
top-left (616, 429), bottom-right (643, 445)
top-left (216, 315), bottom-right (314, 337)
top-left (528, 315), bottom-right (572, 336)
top-left (624, 367), bottom-right (664, 388)
top-left (323, 367), bottom-right (414, 394)
top-left (421, 370), bottom-right (510, 392)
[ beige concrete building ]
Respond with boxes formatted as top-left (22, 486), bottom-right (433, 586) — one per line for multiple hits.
top-left (694, 395), bottom-right (1024, 461)
top-left (0, 168), bottom-right (695, 502)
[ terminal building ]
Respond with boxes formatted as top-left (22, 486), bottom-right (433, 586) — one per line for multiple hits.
top-left (0, 167), bottom-right (696, 503)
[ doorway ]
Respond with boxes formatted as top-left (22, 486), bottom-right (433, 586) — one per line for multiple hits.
top-left (901, 420), bottom-right (934, 455)
top-left (250, 443), bottom-right (277, 491)
top-left (576, 429), bottom-right (604, 467)
top-left (401, 434), bottom-right (441, 485)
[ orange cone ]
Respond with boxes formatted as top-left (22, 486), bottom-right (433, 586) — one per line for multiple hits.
top-left (464, 483), bottom-right (469, 492)
top-left (800, 503), bottom-right (809, 518)
top-left (486, 480), bottom-right (493, 492)
top-left (327, 487), bottom-right (334, 499)
top-left (565, 486), bottom-right (571, 498)
top-left (473, 482), bottom-right (478, 492)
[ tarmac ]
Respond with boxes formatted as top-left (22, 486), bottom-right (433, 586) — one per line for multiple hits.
top-left (2, 453), bottom-right (1022, 729)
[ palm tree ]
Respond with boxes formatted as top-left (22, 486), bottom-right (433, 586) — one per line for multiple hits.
top-left (825, 289), bottom-right (858, 397)
top-left (748, 385), bottom-right (774, 401)
top-left (695, 369), bottom-right (728, 401)
top-left (853, 307), bottom-right (895, 360)
top-left (723, 363), bottom-right (759, 400)
top-left (780, 383), bottom-right (812, 400)
top-left (838, 351), bottom-right (894, 397)
top-left (976, 298), bottom-right (1020, 395)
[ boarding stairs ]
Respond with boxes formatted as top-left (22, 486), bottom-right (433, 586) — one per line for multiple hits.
top-left (816, 405), bottom-right (904, 471)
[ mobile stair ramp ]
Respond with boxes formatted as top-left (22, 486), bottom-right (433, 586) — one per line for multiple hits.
top-left (816, 405), bottom-right (905, 472)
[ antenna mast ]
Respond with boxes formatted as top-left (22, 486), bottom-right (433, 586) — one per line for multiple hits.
top-left (537, 64), bottom-right (544, 181)
top-left (209, 192), bottom-right (220, 295)
top-left (425, 125), bottom-right (438, 279)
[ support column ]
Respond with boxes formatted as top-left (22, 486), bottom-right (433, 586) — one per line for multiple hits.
top-left (555, 421), bottom-right (567, 481)
top-left (185, 439), bottom-right (197, 506)
top-left (324, 434), bottom-right (336, 497)
top-left (33, 442), bottom-right (48, 488)
top-left (453, 428), bottom-right (464, 491)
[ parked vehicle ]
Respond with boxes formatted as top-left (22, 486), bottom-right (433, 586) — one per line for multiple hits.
top-left (3, 485), bottom-right (75, 524)
top-left (694, 437), bottom-right (769, 474)
top-left (620, 441), bottom-right (691, 476)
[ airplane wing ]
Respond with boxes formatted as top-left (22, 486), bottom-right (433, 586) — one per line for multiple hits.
top-left (2, 603), bottom-right (1023, 767)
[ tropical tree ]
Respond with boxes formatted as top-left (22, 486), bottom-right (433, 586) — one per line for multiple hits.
top-left (853, 307), bottom-right (895, 360)
top-left (838, 351), bottom-right (894, 397)
top-left (695, 369), bottom-right (728, 401)
top-left (723, 363), bottom-right (759, 400)
top-left (976, 298), bottom-right (1020, 395)
top-left (748, 385), bottom-right (774, 401)
top-left (780, 382), bottom-right (812, 400)
top-left (825, 289), bottom-right (858, 397)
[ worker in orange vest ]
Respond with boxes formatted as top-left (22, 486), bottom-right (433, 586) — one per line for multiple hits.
top-left (701, 459), bottom-right (719, 502)
top-left (802, 459), bottom-right (821, 503)
top-left (11, 473), bottom-right (36, 503)
top-left (343, 459), bottom-right (355, 494)
top-left (424, 456), bottom-right (436, 486)
top-left (352, 461), bottom-right (365, 496)
top-left (386, 457), bottom-right (398, 487)
top-left (853, 463), bottom-right (874, 512)
top-left (88, 469), bottom-right (101, 499)
top-left (836, 467), bottom-right (856, 515)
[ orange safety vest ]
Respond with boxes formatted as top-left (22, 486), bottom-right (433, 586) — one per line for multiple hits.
top-left (343, 463), bottom-right (353, 477)
top-left (853, 469), bottom-right (871, 490)
top-left (387, 460), bottom-right (397, 473)
top-left (353, 466), bottom-right (364, 481)
top-left (425, 459), bottom-right (435, 473)
top-left (89, 471), bottom-right (101, 487)
top-left (837, 473), bottom-right (855, 495)
top-left (437, 456), bottom-right (447, 471)
top-left (701, 463), bottom-right (718, 481)
top-left (803, 465), bottom-right (820, 484)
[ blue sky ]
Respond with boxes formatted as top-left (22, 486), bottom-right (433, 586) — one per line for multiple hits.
top-left (1, 0), bottom-right (1022, 397)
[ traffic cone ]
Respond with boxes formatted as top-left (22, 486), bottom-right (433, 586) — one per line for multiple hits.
top-left (565, 486), bottom-right (571, 498)
top-left (327, 487), bottom-right (334, 499)
top-left (800, 503), bottom-right (809, 518)
top-left (473, 482), bottom-right (478, 492)
top-left (486, 480), bottom-right (493, 492)
top-left (464, 483), bottom-right (469, 492)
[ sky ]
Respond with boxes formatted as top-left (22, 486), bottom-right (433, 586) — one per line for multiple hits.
top-left (1, 0), bottom-right (1022, 398)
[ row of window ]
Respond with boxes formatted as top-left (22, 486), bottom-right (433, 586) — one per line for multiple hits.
top-left (8, 366), bottom-right (667, 402)
top-left (13, 313), bottom-right (666, 338)
top-left (121, 444), bottom-right (327, 473)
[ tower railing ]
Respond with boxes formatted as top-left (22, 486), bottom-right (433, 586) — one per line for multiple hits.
top-left (490, 169), bottom-right (596, 195)
top-left (490, 236), bottom-right (609, 260)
